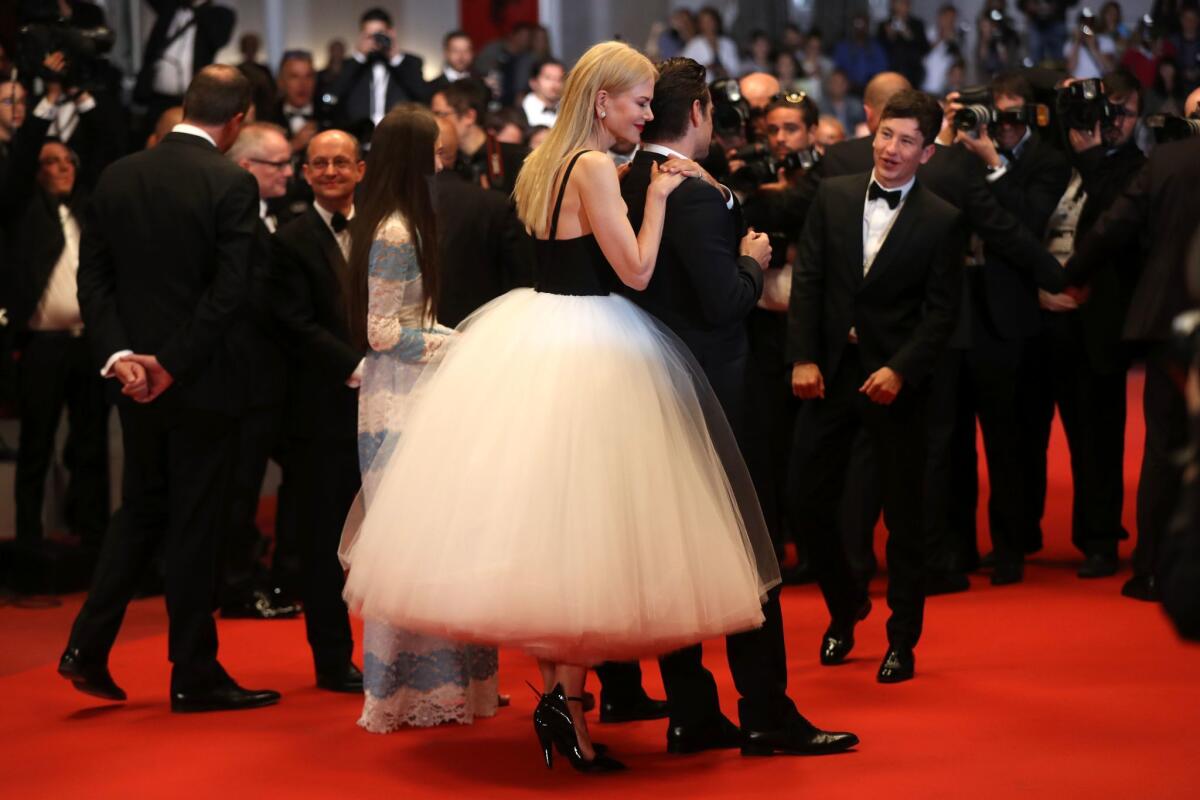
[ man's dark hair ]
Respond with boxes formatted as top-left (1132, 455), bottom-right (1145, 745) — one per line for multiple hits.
top-left (360, 7), bottom-right (392, 28)
top-left (642, 57), bottom-right (710, 143)
top-left (992, 71), bottom-right (1034, 103)
top-left (443, 30), bottom-right (470, 48)
top-left (441, 77), bottom-right (490, 124)
top-left (879, 89), bottom-right (943, 146)
top-left (530, 57), bottom-right (563, 81)
top-left (182, 65), bottom-right (252, 126)
top-left (487, 107), bottom-right (528, 136)
top-left (765, 94), bottom-right (820, 127)
top-left (1103, 68), bottom-right (1144, 114)
top-left (279, 49), bottom-right (314, 71)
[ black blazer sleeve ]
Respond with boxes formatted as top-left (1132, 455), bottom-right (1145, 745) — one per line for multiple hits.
top-left (269, 234), bottom-right (361, 381)
top-left (786, 181), bottom-right (827, 365)
top-left (663, 180), bottom-right (764, 327)
top-left (1065, 161), bottom-right (1149, 287)
top-left (888, 210), bottom-right (965, 383)
top-left (77, 189), bottom-right (129, 362)
top-left (990, 145), bottom-right (1070, 239)
top-left (156, 171), bottom-right (259, 379)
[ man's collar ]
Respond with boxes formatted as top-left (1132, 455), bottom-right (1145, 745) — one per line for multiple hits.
top-left (314, 202), bottom-right (354, 230)
top-left (444, 66), bottom-right (469, 81)
top-left (171, 123), bottom-right (217, 148)
top-left (259, 199), bottom-right (270, 220)
top-left (867, 169), bottom-right (916, 201)
top-left (283, 102), bottom-right (314, 116)
top-left (641, 142), bottom-right (691, 161)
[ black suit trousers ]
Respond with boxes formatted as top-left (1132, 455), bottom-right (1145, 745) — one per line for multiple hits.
top-left (791, 346), bottom-right (929, 649)
top-left (1136, 344), bottom-right (1188, 578)
top-left (15, 333), bottom-right (109, 542)
top-left (221, 404), bottom-right (283, 599)
top-left (68, 401), bottom-right (237, 691)
top-left (279, 433), bottom-right (358, 672)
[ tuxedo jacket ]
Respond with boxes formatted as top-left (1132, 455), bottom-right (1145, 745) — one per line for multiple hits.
top-left (77, 131), bottom-right (258, 413)
top-left (222, 219), bottom-right (288, 410)
top-left (621, 149), bottom-right (764, 415)
top-left (134, 0), bottom-right (236, 101)
top-left (270, 207), bottom-right (362, 440)
top-left (433, 171), bottom-right (534, 328)
top-left (331, 54), bottom-right (429, 130)
top-left (787, 173), bottom-right (964, 387)
top-left (0, 115), bottom-right (87, 332)
top-left (1067, 137), bottom-right (1200, 343)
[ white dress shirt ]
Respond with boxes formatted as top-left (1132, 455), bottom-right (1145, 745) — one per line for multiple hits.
top-left (863, 170), bottom-right (915, 276)
top-left (282, 103), bottom-right (315, 136)
top-left (640, 143), bottom-right (734, 210)
top-left (152, 6), bottom-right (198, 97)
top-left (259, 199), bottom-right (277, 233)
top-left (443, 66), bottom-right (470, 82)
top-left (354, 51), bottom-right (405, 125)
top-left (522, 93), bottom-right (558, 128)
top-left (29, 204), bottom-right (84, 333)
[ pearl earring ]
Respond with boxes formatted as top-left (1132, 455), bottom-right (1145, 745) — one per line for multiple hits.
top-left (599, 110), bottom-right (606, 119)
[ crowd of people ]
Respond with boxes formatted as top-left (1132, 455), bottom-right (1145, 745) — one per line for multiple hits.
top-left (2, 0), bottom-right (1200, 777)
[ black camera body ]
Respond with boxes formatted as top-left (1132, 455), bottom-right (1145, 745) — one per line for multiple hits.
top-left (17, 20), bottom-right (114, 91)
top-left (710, 78), bottom-right (751, 141)
top-left (368, 32), bottom-right (393, 61)
top-left (730, 142), bottom-right (820, 186)
top-left (1145, 113), bottom-right (1200, 144)
top-left (1056, 78), bottom-right (1125, 132)
top-left (953, 85), bottom-right (1048, 132)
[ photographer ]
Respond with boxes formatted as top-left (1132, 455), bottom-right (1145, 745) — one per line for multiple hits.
top-left (0, 67), bottom-right (109, 548)
top-left (877, 0), bottom-right (931, 89)
top-left (330, 8), bottom-right (428, 132)
top-left (1066, 8), bottom-right (1117, 79)
top-left (1025, 70), bottom-right (1146, 583)
top-left (950, 72), bottom-right (1071, 584)
top-left (1063, 75), bottom-right (1200, 602)
top-left (432, 78), bottom-right (528, 195)
top-left (740, 92), bottom-right (821, 560)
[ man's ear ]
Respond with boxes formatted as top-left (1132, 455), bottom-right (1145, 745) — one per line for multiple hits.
top-left (691, 98), bottom-right (703, 129)
top-left (918, 142), bottom-right (936, 164)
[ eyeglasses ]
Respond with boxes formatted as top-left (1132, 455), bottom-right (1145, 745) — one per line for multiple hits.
top-left (308, 157), bottom-right (359, 171)
top-left (249, 157), bottom-right (293, 170)
top-left (770, 91), bottom-right (810, 106)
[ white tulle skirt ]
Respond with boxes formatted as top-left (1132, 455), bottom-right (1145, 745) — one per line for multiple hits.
top-left (340, 287), bottom-right (780, 664)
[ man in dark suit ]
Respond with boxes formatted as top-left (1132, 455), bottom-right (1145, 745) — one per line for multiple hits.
top-left (61, 66), bottom-right (280, 712)
top-left (949, 72), bottom-right (1071, 584)
top-left (432, 79), bottom-right (528, 195)
top-left (134, 0), bottom-right (236, 132)
top-left (431, 117), bottom-right (533, 328)
top-left (269, 129), bottom-right (366, 691)
top-left (790, 90), bottom-right (964, 683)
top-left (605, 57), bottom-right (858, 757)
top-left (1065, 137), bottom-right (1200, 601)
top-left (426, 31), bottom-right (478, 100)
top-left (0, 83), bottom-right (108, 546)
top-left (330, 7), bottom-right (429, 135)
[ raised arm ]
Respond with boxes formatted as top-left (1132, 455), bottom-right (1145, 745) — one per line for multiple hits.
top-left (573, 151), bottom-right (688, 291)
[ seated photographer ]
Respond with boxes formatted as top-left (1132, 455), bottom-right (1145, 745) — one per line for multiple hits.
top-left (0, 77), bottom-right (109, 547)
top-left (1022, 70), bottom-right (1146, 584)
top-left (330, 8), bottom-right (428, 133)
top-left (950, 72), bottom-right (1071, 584)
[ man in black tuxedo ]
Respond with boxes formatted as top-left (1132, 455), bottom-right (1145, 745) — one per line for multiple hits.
top-left (269, 129), bottom-right (366, 691)
top-left (426, 31), bottom-right (478, 100)
top-left (606, 57), bottom-right (858, 757)
top-left (1064, 136), bottom-right (1200, 601)
top-left (330, 7), bottom-right (429, 135)
top-left (1, 82), bottom-right (108, 546)
top-left (431, 117), bottom-right (533, 328)
top-left (134, 0), bottom-right (236, 133)
top-left (789, 90), bottom-right (964, 683)
top-left (61, 66), bottom-right (280, 712)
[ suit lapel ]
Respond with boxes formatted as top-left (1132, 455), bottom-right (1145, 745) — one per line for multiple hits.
top-left (306, 206), bottom-right (347, 278)
top-left (839, 173), bottom-right (869, 286)
top-left (862, 181), bottom-right (922, 289)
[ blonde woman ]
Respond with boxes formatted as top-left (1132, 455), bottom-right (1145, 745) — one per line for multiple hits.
top-left (340, 41), bottom-right (780, 772)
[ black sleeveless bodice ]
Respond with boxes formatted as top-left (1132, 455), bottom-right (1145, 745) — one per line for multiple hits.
top-left (533, 151), bottom-right (618, 297)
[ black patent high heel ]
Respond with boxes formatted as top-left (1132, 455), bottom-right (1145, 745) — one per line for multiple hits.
top-left (530, 683), bottom-right (625, 773)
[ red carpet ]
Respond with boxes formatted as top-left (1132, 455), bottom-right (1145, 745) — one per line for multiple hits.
top-left (1, 371), bottom-right (1198, 798)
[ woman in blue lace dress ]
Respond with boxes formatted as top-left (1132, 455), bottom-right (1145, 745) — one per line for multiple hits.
top-left (345, 105), bottom-right (498, 731)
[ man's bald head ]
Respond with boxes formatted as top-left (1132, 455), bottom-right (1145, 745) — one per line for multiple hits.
top-left (740, 72), bottom-right (781, 110)
top-left (306, 128), bottom-right (361, 162)
top-left (147, 105), bottom-right (184, 148)
top-left (435, 116), bottom-right (459, 165)
top-left (864, 72), bottom-right (912, 132)
top-left (1186, 87), bottom-right (1200, 117)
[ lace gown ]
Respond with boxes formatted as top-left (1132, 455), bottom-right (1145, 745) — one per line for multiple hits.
top-left (354, 212), bottom-right (498, 731)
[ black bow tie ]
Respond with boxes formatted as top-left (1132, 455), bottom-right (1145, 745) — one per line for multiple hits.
top-left (868, 181), bottom-right (902, 209)
top-left (331, 212), bottom-right (348, 233)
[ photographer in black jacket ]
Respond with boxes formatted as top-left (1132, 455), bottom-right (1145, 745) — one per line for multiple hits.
top-left (1022, 70), bottom-right (1146, 583)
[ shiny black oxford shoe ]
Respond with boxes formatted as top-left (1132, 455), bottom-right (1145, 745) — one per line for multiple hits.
top-left (58, 648), bottom-right (126, 701)
top-left (876, 648), bottom-right (915, 684)
top-left (820, 598), bottom-right (872, 666)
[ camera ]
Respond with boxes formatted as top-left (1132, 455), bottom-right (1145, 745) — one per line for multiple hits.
top-left (368, 32), bottom-right (393, 60)
top-left (16, 19), bottom-right (114, 91)
top-left (1145, 113), bottom-right (1200, 144)
top-left (731, 142), bottom-right (820, 184)
top-left (710, 79), bottom-right (751, 141)
top-left (953, 85), bottom-right (1049, 132)
top-left (1056, 78), bottom-right (1125, 131)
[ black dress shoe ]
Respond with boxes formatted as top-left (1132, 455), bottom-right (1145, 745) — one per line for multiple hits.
top-left (742, 715), bottom-right (859, 756)
top-left (990, 561), bottom-right (1024, 586)
top-left (171, 679), bottom-right (281, 712)
top-left (220, 589), bottom-right (302, 620)
top-left (599, 690), bottom-right (670, 723)
top-left (1121, 574), bottom-right (1159, 602)
top-left (877, 648), bottom-right (915, 683)
top-left (979, 551), bottom-right (996, 569)
top-left (316, 662), bottom-right (363, 693)
top-left (58, 648), bottom-right (126, 701)
top-left (1078, 553), bottom-right (1119, 579)
top-left (666, 714), bottom-right (742, 754)
top-left (820, 599), bottom-right (871, 665)
top-left (925, 571), bottom-right (970, 595)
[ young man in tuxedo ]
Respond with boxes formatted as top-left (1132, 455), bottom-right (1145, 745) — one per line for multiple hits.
top-left (62, 65), bottom-right (280, 712)
top-left (788, 89), bottom-right (964, 684)
top-left (605, 56), bottom-right (859, 758)
top-left (268, 129), bottom-right (367, 692)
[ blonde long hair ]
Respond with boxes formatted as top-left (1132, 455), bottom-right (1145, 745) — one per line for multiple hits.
top-left (513, 41), bottom-right (656, 236)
